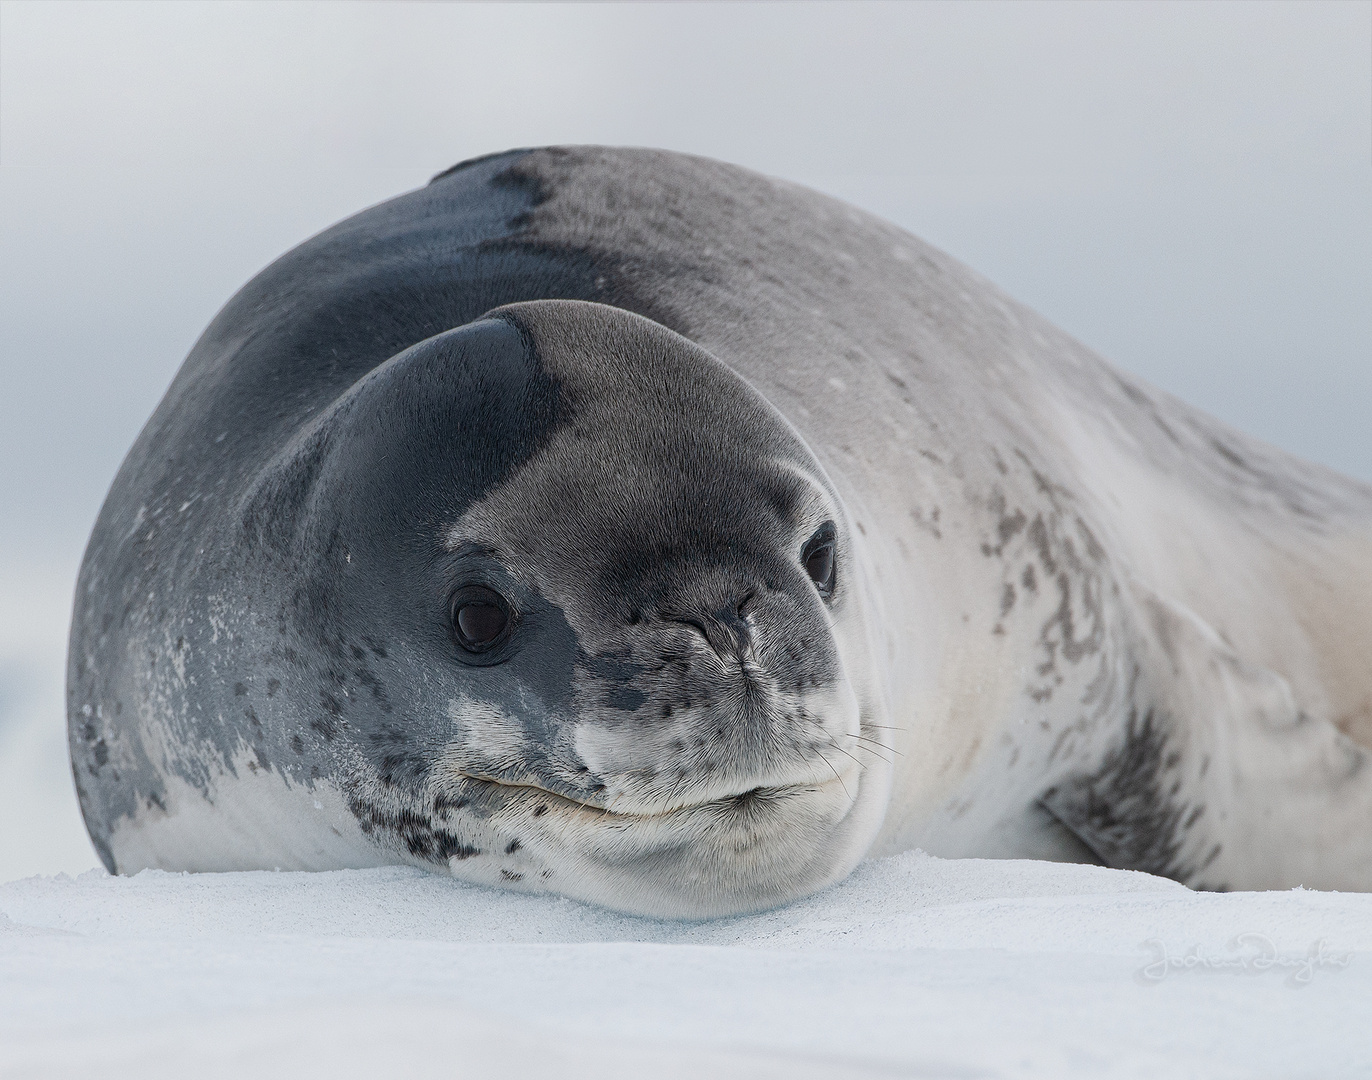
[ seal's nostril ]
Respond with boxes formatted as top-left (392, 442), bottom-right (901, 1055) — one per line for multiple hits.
top-left (674, 616), bottom-right (712, 643)
top-left (713, 594), bottom-right (756, 657)
top-left (667, 603), bottom-right (752, 661)
top-left (719, 604), bottom-right (751, 646)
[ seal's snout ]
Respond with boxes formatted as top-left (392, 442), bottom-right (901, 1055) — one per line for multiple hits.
top-left (560, 560), bottom-right (861, 822)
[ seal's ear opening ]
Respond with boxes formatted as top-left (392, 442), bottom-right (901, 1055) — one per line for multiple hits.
top-left (237, 316), bottom-right (558, 559)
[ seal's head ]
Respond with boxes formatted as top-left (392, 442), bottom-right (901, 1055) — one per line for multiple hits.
top-left (249, 299), bottom-right (892, 916)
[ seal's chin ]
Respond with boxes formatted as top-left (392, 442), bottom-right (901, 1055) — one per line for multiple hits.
top-left (433, 761), bottom-right (874, 918)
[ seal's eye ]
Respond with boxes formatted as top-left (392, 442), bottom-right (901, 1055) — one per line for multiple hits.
top-left (450, 586), bottom-right (512, 653)
top-left (801, 522), bottom-right (837, 598)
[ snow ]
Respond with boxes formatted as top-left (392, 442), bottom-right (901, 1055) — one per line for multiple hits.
top-left (3, 853), bottom-right (1368, 1079)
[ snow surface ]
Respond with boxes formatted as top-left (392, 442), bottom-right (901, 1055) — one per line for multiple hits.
top-left (2, 852), bottom-right (1368, 1079)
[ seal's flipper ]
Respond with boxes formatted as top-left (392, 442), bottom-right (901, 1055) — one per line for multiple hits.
top-left (1043, 587), bottom-right (1372, 891)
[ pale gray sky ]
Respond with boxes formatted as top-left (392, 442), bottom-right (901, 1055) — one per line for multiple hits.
top-left (2, 0), bottom-right (1370, 579)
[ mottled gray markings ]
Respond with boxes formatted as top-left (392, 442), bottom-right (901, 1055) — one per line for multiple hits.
top-left (1040, 707), bottom-right (1219, 885)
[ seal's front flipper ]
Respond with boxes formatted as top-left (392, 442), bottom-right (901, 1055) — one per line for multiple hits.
top-left (1042, 587), bottom-right (1372, 890)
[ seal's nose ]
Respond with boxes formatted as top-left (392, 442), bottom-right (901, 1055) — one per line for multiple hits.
top-left (669, 591), bottom-right (755, 661)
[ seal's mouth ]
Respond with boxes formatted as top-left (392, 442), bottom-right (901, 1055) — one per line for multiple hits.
top-left (454, 771), bottom-right (855, 821)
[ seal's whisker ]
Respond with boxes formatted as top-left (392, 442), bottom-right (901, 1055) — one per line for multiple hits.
top-left (850, 733), bottom-right (902, 759)
top-left (660, 758), bottom-right (703, 808)
top-left (823, 734), bottom-right (872, 773)
top-left (811, 748), bottom-right (852, 802)
top-left (841, 738), bottom-right (894, 767)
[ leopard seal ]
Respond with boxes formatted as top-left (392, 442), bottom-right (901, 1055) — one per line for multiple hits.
top-left (68, 147), bottom-right (1372, 914)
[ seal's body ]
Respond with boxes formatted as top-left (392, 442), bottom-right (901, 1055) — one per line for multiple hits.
top-left (69, 148), bottom-right (1372, 914)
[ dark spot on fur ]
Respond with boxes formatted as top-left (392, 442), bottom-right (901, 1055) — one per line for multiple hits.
top-left (1040, 708), bottom-right (1202, 883)
top-left (998, 510), bottom-right (1027, 546)
top-left (290, 734), bottom-right (305, 754)
top-left (349, 796), bottom-right (479, 861)
top-left (233, 682), bottom-right (248, 697)
top-left (602, 684), bottom-right (646, 711)
top-left (1210, 437), bottom-right (1246, 469)
top-left (505, 839), bottom-right (521, 854)
top-left (380, 753), bottom-right (409, 785)
top-left (533, 804), bottom-right (548, 817)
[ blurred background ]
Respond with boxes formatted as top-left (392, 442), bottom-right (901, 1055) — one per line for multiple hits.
top-left (1, 0), bottom-right (1368, 880)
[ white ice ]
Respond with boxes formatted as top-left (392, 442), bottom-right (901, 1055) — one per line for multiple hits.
top-left (2, 852), bottom-right (1368, 1079)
